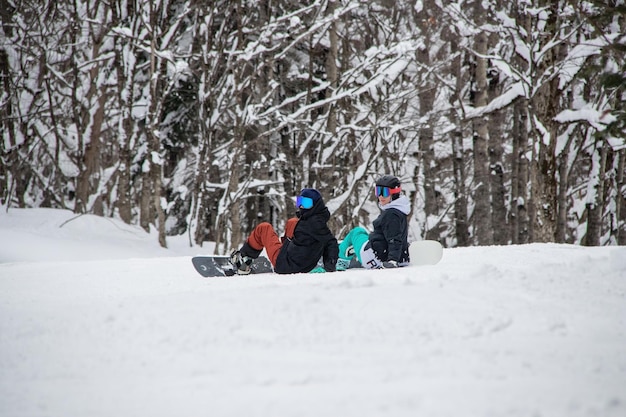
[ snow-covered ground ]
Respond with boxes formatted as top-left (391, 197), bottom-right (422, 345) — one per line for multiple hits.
top-left (1, 207), bottom-right (625, 417)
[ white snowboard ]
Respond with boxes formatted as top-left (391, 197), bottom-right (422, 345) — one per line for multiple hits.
top-left (409, 240), bottom-right (443, 266)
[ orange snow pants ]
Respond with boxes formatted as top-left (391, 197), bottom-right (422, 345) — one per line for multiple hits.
top-left (247, 217), bottom-right (298, 266)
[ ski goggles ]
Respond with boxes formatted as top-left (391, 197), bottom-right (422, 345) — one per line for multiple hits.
top-left (296, 195), bottom-right (314, 209)
top-left (375, 186), bottom-right (401, 198)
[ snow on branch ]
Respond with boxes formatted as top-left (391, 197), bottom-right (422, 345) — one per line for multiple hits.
top-left (204, 179), bottom-right (285, 191)
top-left (463, 82), bottom-right (525, 119)
top-left (554, 109), bottom-right (616, 131)
top-left (558, 35), bottom-right (617, 89)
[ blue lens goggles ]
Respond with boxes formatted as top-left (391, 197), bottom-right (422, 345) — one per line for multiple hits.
top-left (375, 186), bottom-right (390, 197)
top-left (296, 195), bottom-right (314, 209)
top-left (375, 186), bottom-right (400, 198)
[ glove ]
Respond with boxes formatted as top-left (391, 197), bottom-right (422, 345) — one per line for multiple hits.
top-left (382, 260), bottom-right (398, 268)
top-left (324, 259), bottom-right (337, 273)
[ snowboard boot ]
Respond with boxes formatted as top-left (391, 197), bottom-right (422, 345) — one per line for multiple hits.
top-left (230, 241), bottom-right (262, 275)
top-left (336, 258), bottom-right (351, 271)
top-left (230, 250), bottom-right (253, 275)
top-left (336, 245), bottom-right (355, 271)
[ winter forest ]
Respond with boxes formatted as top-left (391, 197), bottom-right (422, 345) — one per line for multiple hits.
top-left (1, 0), bottom-right (625, 253)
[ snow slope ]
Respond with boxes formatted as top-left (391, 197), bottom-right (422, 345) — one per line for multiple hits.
top-left (1, 207), bottom-right (625, 417)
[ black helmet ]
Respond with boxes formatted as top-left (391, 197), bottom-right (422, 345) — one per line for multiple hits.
top-left (375, 175), bottom-right (401, 189)
top-left (375, 175), bottom-right (402, 200)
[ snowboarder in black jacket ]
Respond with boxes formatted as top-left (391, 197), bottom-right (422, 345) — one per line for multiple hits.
top-left (231, 188), bottom-right (339, 275)
top-left (337, 175), bottom-right (410, 270)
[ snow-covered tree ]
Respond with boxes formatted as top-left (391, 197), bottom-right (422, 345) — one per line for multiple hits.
top-left (2, 0), bottom-right (623, 250)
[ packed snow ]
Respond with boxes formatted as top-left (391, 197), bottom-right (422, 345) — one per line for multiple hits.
top-left (1, 207), bottom-right (625, 417)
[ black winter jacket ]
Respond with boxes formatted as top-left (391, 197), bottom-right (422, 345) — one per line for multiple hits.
top-left (369, 195), bottom-right (410, 263)
top-left (275, 199), bottom-right (339, 274)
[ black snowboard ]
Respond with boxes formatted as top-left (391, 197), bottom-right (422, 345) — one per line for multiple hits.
top-left (191, 255), bottom-right (274, 277)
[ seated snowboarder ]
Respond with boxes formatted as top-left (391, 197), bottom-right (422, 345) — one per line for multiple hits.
top-left (230, 188), bottom-right (339, 275)
top-left (337, 175), bottom-right (410, 270)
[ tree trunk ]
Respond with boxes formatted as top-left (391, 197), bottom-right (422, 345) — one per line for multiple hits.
top-left (617, 149), bottom-right (626, 245)
top-left (325, 0), bottom-right (338, 136)
top-left (439, 13), bottom-right (468, 247)
top-left (146, 0), bottom-right (166, 248)
top-left (528, 1), bottom-right (561, 243)
top-left (555, 136), bottom-right (574, 243)
top-left (416, 44), bottom-right (438, 241)
top-left (223, 147), bottom-right (243, 253)
top-left (511, 99), bottom-right (530, 244)
top-left (75, 96), bottom-right (105, 214)
top-left (151, 144), bottom-right (167, 248)
top-left (583, 138), bottom-right (608, 246)
top-left (487, 31), bottom-right (507, 245)
top-left (113, 52), bottom-right (133, 224)
top-left (116, 149), bottom-right (132, 224)
top-left (452, 127), bottom-right (469, 247)
top-left (139, 173), bottom-right (152, 232)
top-left (471, 26), bottom-right (493, 245)
top-left (413, 1), bottom-right (439, 240)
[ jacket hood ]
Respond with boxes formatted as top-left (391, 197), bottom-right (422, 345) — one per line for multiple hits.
top-left (379, 194), bottom-right (411, 215)
top-left (298, 196), bottom-right (330, 221)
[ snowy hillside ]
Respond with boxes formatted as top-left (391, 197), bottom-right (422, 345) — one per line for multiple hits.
top-left (1, 208), bottom-right (625, 417)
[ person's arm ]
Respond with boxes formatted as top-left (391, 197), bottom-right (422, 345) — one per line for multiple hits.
top-left (383, 212), bottom-right (404, 262)
top-left (282, 217), bottom-right (299, 242)
top-left (322, 236), bottom-right (339, 272)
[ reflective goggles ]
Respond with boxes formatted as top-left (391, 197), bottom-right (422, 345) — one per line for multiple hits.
top-left (296, 195), bottom-right (314, 209)
top-left (375, 186), bottom-right (401, 198)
